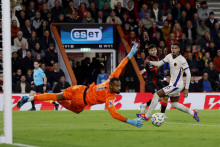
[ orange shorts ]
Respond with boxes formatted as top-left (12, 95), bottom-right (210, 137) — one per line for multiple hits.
top-left (62, 85), bottom-right (87, 113)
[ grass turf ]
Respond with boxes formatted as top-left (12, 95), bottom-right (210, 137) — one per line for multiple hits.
top-left (0, 110), bottom-right (220, 147)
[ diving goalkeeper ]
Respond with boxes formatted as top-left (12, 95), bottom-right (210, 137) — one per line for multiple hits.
top-left (17, 43), bottom-right (143, 127)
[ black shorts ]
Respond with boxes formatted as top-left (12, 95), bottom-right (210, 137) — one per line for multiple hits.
top-left (145, 81), bottom-right (165, 94)
top-left (32, 84), bottom-right (44, 93)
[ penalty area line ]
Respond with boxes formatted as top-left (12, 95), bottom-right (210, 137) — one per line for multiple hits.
top-left (166, 122), bottom-right (220, 127)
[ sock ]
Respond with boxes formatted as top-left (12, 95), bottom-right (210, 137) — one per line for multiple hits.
top-left (31, 101), bottom-right (35, 108)
top-left (146, 100), bottom-right (152, 106)
top-left (34, 93), bottom-right (57, 101)
top-left (171, 102), bottom-right (194, 116)
top-left (146, 93), bottom-right (160, 118)
top-left (161, 102), bottom-right (167, 113)
top-left (28, 96), bottom-right (34, 102)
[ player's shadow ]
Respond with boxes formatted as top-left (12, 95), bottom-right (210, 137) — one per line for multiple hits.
top-left (104, 129), bottom-right (170, 132)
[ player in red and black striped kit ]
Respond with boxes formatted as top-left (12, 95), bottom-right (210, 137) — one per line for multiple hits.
top-left (138, 44), bottom-right (168, 116)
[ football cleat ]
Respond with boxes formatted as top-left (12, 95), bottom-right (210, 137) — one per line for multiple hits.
top-left (136, 113), bottom-right (149, 121)
top-left (193, 109), bottom-right (199, 122)
top-left (17, 96), bottom-right (29, 108)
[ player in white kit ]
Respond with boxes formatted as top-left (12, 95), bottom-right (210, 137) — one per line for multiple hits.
top-left (137, 42), bottom-right (199, 122)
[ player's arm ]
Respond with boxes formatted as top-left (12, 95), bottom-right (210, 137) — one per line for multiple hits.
top-left (148, 64), bottom-right (163, 79)
top-left (109, 43), bottom-right (138, 79)
top-left (106, 98), bottom-right (143, 127)
top-left (145, 55), bottom-right (169, 67)
top-left (182, 59), bottom-right (191, 97)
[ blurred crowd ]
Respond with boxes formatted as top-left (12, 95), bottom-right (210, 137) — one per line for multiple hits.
top-left (0, 0), bottom-right (217, 93)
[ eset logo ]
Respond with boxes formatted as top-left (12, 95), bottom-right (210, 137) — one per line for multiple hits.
top-left (71, 28), bottom-right (102, 41)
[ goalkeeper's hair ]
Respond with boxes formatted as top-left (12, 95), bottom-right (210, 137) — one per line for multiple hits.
top-left (109, 77), bottom-right (120, 85)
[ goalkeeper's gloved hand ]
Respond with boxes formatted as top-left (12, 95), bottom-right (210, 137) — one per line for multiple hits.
top-left (126, 118), bottom-right (143, 127)
top-left (127, 43), bottom-right (138, 59)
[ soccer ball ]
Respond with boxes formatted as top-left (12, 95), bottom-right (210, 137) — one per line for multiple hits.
top-left (151, 113), bottom-right (165, 127)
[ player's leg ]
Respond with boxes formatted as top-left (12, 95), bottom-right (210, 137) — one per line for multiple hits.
top-left (170, 97), bottom-right (199, 122)
top-left (29, 90), bottom-right (36, 110)
top-left (161, 96), bottom-right (168, 113)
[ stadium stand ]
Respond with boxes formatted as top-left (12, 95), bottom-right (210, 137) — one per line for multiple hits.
top-left (9, 0), bottom-right (220, 93)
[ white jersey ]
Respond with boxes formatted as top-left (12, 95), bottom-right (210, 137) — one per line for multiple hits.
top-left (162, 53), bottom-right (189, 88)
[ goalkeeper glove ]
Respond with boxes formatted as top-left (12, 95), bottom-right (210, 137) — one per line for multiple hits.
top-left (127, 43), bottom-right (138, 59)
top-left (126, 118), bottom-right (143, 127)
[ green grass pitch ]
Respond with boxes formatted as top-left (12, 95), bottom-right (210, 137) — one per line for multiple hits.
top-left (0, 110), bottom-right (220, 147)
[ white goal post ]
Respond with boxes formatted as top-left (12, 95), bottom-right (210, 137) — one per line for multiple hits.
top-left (0, 0), bottom-right (13, 144)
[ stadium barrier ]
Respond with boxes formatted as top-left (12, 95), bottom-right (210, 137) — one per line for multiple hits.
top-left (0, 93), bottom-right (219, 111)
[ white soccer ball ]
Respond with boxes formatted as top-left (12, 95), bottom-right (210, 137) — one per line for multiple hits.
top-left (151, 113), bottom-right (165, 127)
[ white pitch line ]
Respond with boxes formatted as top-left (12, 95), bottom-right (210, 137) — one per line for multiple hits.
top-left (13, 143), bottom-right (37, 147)
top-left (166, 122), bottom-right (220, 127)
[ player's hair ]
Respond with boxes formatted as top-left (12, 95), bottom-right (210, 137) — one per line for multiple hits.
top-left (148, 44), bottom-right (157, 50)
top-left (171, 42), bottom-right (180, 48)
top-left (109, 77), bottom-right (120, 85)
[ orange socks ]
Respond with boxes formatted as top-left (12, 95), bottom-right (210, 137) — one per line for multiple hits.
top-left (34, 93), bottom-right (57, 101)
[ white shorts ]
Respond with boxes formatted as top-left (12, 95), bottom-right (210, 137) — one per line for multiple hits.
top-left (161, 85), bottom-right (183, 98)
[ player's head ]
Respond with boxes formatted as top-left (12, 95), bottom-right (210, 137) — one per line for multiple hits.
top-left (109, 77), bottom-right (121, 94)
top-left (34, 60), bottom-right (40, 69)
top-left (148, 44), bottom-right (157, 57)
top-left (171, 42), bottom-right (180, 56)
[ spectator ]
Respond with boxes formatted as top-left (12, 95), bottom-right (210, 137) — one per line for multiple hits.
top-left (14, 31), bottom-right (28, 50)
top-left (114, 2), bottom-right (126, 21)
top-left (204, 61), bottom-right (219, 91)
top-left (21, 50), bottom-right (34, 74)
top-left (53, 76), bottom-right (70, 93)
top-left (148, 22), bottom-right (162, 39)
top-left (40, 3), bottom-right (49, 20)
top-left (66, 9), bottom-right (81, 23)
top-left (211, 22), bottom-right (220, 39)
top-left (151, 32), bottom-right (164, 47)
top-left (187, 52), bottom-right (199, 76)
top-left (32, 11), bottom-right (43, 30)
top-left (51, 0), bottom-right (63, 22)
top-left (180, 0), bottom-right (194, 7)
top-left (13, 69), bottom-right (22, 86)
top-left (213, 50), bottom-right (220, 73)
top-left (178, 33), bottom-right (191, 53)
top-left (171, 3), bottom-right (181, 21)
top-left (214, 30), bottom-right (220, 49)
top-left (15, 75), bottom-right (31, 93)
top-left (151, 3), bottom-right (163, 25)
top-left (12, 52), bottom-right (21, 74)
top-left (192, 13), bottom-right (200, 28)
top-left (40, 30), bottom-right (55, 51)
top-left (166, 33), bottom-right (177, 51)
top-left (31, 43), bottom-right (45, 59)
top-left (137, 52), bottom-right (146, 70)
top-left (40, 63), bottom-right (51, 90)
top-left (126, 0), bottom-right (140, 25)
top-left (26, 69), bottom-right (33, 84)
top-left (141, 13), bottom-right (154, 30)
top-left (28, 31), bottom-right (39, 50)
top-left (73, 0), bottom-right (89, 9)
top-left (96, 67), bottom-right (110, 84)
top-left (102, 2), bottom-right (112, 22)
top-left (164, 13), bottom-right (174, 29)
top-left (26, 1), bottom-right (37, 21)
top-left (17, 42), bottom-right (28, 59)
top-left (111, 0), bottom-right (123, 9)
top-left (45, 12), bottom-right (53, 25)
top-left (205, 12), bottom-right (218, 30)
top-left (63, 1), bottom-right (75, 18)
top-left (88, 2), bottom-right (99, 22)
top-left (189, 75), bottom-right (199, 92)
top-left (183, 20), bottom-right (197, 43)
top-left (183, 45), bottom-right (192, 58)
top-left (202, 52), bottom-right (211, 69)
top-left (82, 12), bottom-right (96, 23)
top-left (124, 31), bottom-right (140, 57)
top-left (50, 63), bottom-right (65, 89)
top-left (21, 19), bottom-right (35, 39)
top-left (78, 3), bottom-right (88, 19)
top-left (199, 31), bottom-right (212, 51)
top-left (172, 23), bottom-right (183, 40)
top-left (47, 0), bottom-right (62, 11)
top-left (161, 20), bottom-right (171, 41)
top-left (139, 31), bottom-right (150, 52)
top-left (106, 10), bottom-right (122, 24)
top-left (121, 13), bottom-right (130, 26)
top-left (11, 20), bottom-right (20, 40)
top-left (134, 20), bottom-right (146, 37)
top-left (139, 4), bottom-right (149, 20)
top-left (183, 3), bottom-right (196, 21)
top-left (207, 41), bottom-right (217, 60)
top-left (17, 10), bottom-right (28, 28)
top-left (198, 72), bottom-right (212, 92)
top-left (96, 11), bottom-right (105, 23)
top-left (158, 40), bottom-right (168, 60)
top-left (45, 43), bottom-right (58, 67)
top-left (196, 21), bottom-right (210, 40)
top-left (197, 1), bottom-right (211, 21)
top-left (55, 13), bottom-right (66, 23)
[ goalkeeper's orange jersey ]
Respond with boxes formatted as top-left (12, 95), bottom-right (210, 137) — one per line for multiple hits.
top-left (85, 58), bottom-right (129, 122)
